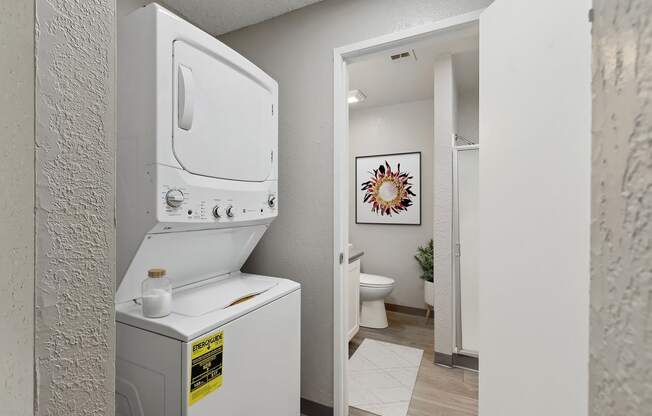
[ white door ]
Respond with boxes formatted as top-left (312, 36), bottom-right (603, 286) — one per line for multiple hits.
top-left (479, 0), bottom-right (591, 415)
top-left (457, 148), bottom-right (479, 353)
top-left (172, 40), bottom-right (275, 182)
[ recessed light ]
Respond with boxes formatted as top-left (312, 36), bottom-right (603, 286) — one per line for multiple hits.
top-left (348, 89), bottom-right (367, 104)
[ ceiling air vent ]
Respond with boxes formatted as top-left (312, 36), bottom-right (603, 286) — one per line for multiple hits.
top-left (390, 49), bottom-right (417, 61)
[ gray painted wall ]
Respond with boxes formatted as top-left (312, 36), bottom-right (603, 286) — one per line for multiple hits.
top-left (590, 0), bottom-right (652, 414)
top-left (35, 1), bottom-right (116, 414)
top-left (349, 100), bottom-right (434, 310)
top-left (118, 0), bottom-right (150, 17)
top-left (433, 54), bottom-right (455, 357)
top-left (452, 51), bottom-right (479, 142)
top-left (456, 89), bottom-right (479, 142)
top-left (0, 1), bottom-right (35, 415)
top-left (220, 0), bottom-right (491, 406)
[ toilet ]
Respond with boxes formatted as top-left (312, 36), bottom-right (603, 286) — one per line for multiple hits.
top-left (359, 273), bottom-right (395, 329)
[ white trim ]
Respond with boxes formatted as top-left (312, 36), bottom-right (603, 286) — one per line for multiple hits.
top-left (457, 348), bottom-right (479, 358)
top-left (333, 50), bottom-right (348, 416)
top-left (454, 144), bottom-right (480, 151)
top-left (333, 9), bottom-right (484, 60)
top-left (332, 10), bottom-right (484, 416)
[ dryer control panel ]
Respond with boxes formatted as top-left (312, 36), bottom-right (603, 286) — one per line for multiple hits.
top-left (152, 165), bottom-right (277, 232)
top-left (159, 185), bottom-right (276, 223)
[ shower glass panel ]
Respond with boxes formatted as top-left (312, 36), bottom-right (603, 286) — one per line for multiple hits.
top-left (453, 146), bottom-right (479, 355)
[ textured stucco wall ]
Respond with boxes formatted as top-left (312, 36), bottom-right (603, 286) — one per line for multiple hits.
top-left (220, 0), bottom-right (492, 406)
top-left (590, 1), bottom-right (652, 414)
top-left (35, 0), bottom-right (116, 415)
top-left (0, 1), bottom-right (35, 415)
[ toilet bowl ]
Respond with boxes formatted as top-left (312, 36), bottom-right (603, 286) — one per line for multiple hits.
top-left (359, 273), bottom-right (395, 329)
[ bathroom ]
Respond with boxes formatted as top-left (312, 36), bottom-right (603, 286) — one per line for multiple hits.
top-left (344, 25), bottom-right (480, 415)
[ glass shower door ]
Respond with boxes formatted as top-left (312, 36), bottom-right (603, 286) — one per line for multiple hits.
top-left (453, 146), bottom-right (479, 356)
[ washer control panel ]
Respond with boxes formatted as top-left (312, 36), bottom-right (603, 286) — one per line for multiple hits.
top-left (158, 184), bottom-right (277, 225)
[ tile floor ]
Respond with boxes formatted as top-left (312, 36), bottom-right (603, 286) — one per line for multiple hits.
top-left (349, 311), bottom-right (478, 416)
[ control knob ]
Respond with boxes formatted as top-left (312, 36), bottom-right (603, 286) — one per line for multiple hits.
top-left (268, 194), bottom-right (276, 208)
top-left (225, 205), bottom-right (235, 218)
top-left (212, 205), bottom-right (223, 218)
top-left (165, 189), bottom-right (184, 208)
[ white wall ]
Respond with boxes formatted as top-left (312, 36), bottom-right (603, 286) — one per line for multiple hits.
top-left (433, 54), bottom-right (455, 358)
top-left (219, 0), bottom-right (493, 408)
top-left (0, 1), bottom-right (34, 414)
top-left (349, 100), bottom-right (434, 309)
top-left (479, 0), bottom-right (590, 415)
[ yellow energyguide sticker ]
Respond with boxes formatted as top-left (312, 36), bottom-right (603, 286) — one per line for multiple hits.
top-left (189, 330), bottom-right (224, 406)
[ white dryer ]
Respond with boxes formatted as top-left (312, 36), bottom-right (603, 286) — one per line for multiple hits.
top-left (115, 4), bottom-right (300, 416)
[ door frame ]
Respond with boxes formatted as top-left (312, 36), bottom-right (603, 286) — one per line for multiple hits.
top-left (452, 144), bottom-right (480, 358)
top-left (332, 9), bottom-right (484, 416)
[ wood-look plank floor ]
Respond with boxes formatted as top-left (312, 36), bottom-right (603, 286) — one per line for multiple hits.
top-left (349, 311), bottom-right (478, 416)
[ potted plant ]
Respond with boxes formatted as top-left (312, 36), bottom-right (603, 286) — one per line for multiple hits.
top-left (415, 239), bottom-right (434, 310)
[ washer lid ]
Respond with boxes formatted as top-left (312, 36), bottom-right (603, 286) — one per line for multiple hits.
top-left (360, 273), bottom-right (395, 287)
top-left (115, 225), bottom-right (267, 304)
top-left (171, 274), bottom-right (277, 317)
top-left (115, 273), bottom-right (301, 342)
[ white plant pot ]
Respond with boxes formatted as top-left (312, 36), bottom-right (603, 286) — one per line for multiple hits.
top-left (424, 280), bottom-right (434, 307)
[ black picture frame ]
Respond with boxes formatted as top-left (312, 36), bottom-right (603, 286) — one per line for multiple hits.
top-left (355, 151), bottom-right (422, 225)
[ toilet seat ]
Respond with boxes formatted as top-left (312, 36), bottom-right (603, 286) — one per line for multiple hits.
top-left (360, 273), bottom-right (394, 288)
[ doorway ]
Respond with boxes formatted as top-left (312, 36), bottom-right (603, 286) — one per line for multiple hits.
top-left (333, 9), bottom-right (484, 416)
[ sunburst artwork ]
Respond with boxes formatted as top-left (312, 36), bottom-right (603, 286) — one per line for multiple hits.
top-left (356, 152), bottom-right (421, 225)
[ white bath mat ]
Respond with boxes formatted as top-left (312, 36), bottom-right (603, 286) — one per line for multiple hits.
top-left (348, 339), bottom-right (423, 416)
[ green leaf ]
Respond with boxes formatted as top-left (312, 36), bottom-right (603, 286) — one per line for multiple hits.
top-left (414, 239), bottom-right (434, 282)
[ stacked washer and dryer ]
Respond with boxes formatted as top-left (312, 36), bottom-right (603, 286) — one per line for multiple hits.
top-left (115, 4), bottom-right (300, 416)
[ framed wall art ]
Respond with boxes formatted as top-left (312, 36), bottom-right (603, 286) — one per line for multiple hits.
top-left (355, 152), bottom-right (421, 225)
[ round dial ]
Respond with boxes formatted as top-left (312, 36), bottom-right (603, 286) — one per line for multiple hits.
top-left (268, 194), bottom-right (276, 208)
top-left (212, 205), bottom-right (223, 218)
top-left (165, 189), bottom-right (184, 208)
top-left (225, 205), bottom-right (235, 218)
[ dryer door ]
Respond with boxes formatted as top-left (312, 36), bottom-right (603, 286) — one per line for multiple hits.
top-left (172, 40), bottom-right (275, 182)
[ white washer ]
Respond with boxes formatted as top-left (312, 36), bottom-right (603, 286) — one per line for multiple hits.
top-left (115, 4), bottom-right (299, 416)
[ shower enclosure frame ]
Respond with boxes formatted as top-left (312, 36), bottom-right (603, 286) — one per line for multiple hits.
top-left (452, 144), bottom-right (479, 361)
